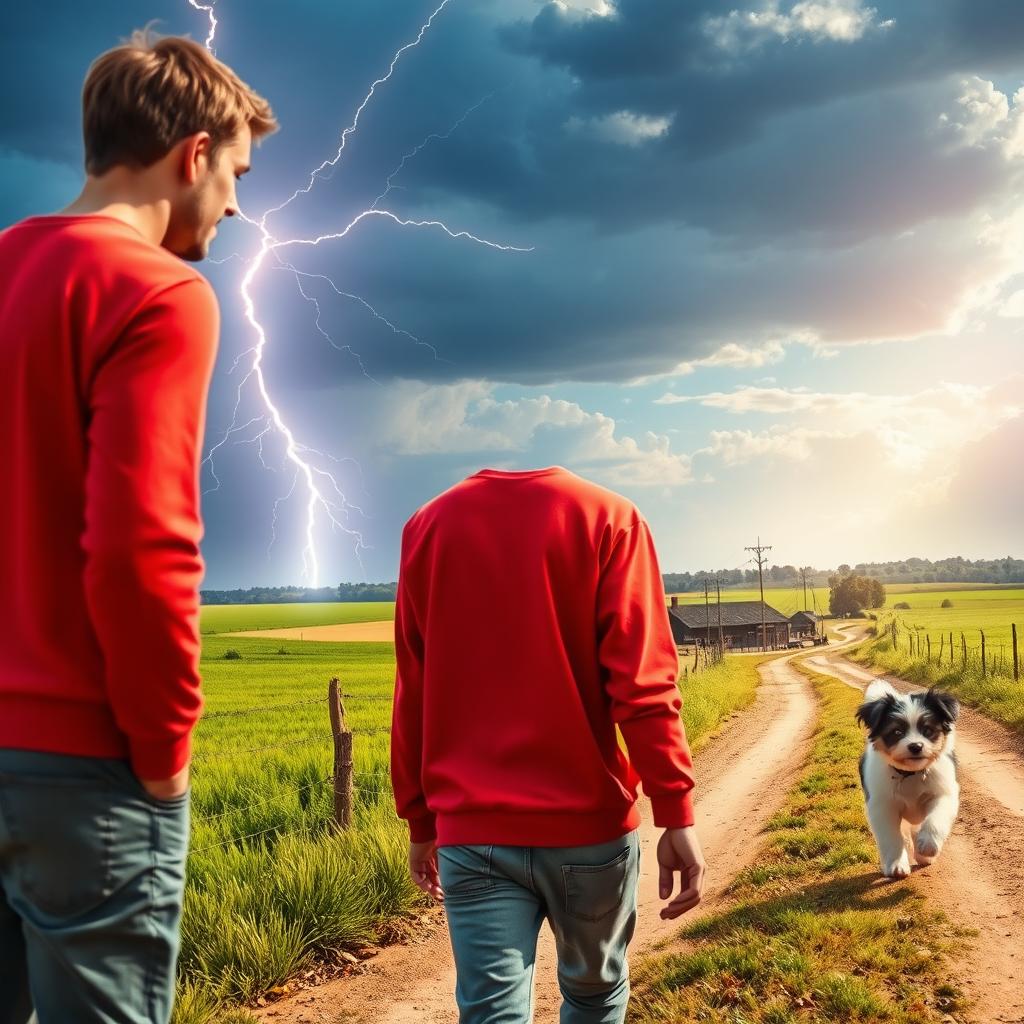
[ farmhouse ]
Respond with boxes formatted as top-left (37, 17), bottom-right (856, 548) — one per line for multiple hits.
top-left (667, 597), bottom-right (791, 650)
top-left (789, 610), bottom-right (822, 639)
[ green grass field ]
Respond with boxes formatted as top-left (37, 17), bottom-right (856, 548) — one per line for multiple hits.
top-left (850, 588), bottom-right (1024, 734)
top-left (175, 617), bottom-right (768, 1022)
top-left (200, 601), bottom-right (395, 634)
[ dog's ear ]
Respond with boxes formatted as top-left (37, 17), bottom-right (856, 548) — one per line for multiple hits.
top-left (923, 688), bottom-right (960, 730)
top-left (855, 693), bottom-right (896, 738)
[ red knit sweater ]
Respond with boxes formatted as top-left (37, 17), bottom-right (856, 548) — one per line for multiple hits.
top-left (0, 215), bottom-right (219, 779)
top-left (391, 467), bottom-right (696, 846)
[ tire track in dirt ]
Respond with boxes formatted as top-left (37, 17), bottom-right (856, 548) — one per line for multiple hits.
top-left (806, 649), bottom-right (1024, 1024)
top-left (255, 640), bottom-right (863, 1024)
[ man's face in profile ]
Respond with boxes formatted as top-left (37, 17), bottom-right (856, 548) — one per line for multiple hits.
top-left (165, 125), bottom-right (252, 262)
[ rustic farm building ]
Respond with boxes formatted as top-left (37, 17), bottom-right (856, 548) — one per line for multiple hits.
top-left (667, 597), bottom-right (791, 650)
top-left (789, 610), bottom-right (822, 638)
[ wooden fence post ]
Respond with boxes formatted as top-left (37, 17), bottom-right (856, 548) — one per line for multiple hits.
top-left (938, 633), bottom-right (944, 664)
top-left (1013, 624), bottom-right (1019, 682)
top-left (949, 632), bottom-right (954, 668)
top-left (926, 635), bottom-right (931, 664)
top-left (961, 632), bottom-right (967, 670)
top-left (329, 677), bottom-right (353, 830)
top-left (981, 630), bottom-right (987, 678)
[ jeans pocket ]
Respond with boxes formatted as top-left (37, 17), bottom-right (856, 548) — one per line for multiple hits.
top-left (438, 844), bottom-right (495, 894)
top-left (562, 844), bottom-right (633, 923)
top-left (0, 773), bottom-right (118, 918)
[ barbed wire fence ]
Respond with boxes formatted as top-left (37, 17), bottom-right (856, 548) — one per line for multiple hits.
top-left (885, 616), bottom-right (1020, 682)
top-left (189, 678), bottom-right (394, 853)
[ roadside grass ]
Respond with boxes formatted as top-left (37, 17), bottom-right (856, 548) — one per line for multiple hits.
top-left (851, 627), bottom-right (1024, 736)
top-left (628, 665), bottom-right (972, 1024)
top-left (173, 630), bottom-right (766, 1022)
top-left (678, 653), bottom-right (764, 757)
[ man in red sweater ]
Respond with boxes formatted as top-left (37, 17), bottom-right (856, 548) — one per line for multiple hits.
top-left (391, 467), bottom-right (706, 1023)
top-left (0, 32), bottom-right (275, 1024)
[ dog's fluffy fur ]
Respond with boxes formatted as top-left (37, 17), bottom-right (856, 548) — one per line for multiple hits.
top-left (854, 680), bottom-right (960, 878)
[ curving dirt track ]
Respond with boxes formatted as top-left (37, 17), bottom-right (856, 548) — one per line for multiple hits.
top-left (806, 646), bottom-right (1024, 1024)
top-left (255, 640), bottom-right (874, 1024)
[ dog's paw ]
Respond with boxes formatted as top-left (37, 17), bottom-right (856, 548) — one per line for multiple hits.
top-left (914, 833), bottom-right (940, 864)
top-left (882, 854), bottom-right (911, 879)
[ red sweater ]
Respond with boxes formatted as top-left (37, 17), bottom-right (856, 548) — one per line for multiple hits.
top-left (391, 467), bottom-right (696, 846)
top-left (0, 215), bottom-right (219, 779)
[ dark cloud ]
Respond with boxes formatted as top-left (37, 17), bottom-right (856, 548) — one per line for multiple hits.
top-left (3, 0), bottom-right (1024, 393)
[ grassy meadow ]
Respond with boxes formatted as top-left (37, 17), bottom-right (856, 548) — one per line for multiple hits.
top-left (848, 586), bottom-right (1024, 734)
top-left (629, 667), bottom-right (971, 1024)
top-left (200, 601), bottom-right (394, 635)
top-left (175, 614), bottom-right (768, 1022)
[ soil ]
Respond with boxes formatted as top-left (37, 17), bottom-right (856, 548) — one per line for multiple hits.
top-left (226, 621), bottom-right (393, 643)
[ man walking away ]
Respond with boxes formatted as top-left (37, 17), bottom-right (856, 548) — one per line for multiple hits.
top-left (0, 31), bottom-right (275, 1024)
top-left (391, 466), bottom-right (706, 1024)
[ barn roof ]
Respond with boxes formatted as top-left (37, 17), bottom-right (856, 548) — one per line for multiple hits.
top-left (789, 610), bottom-right (821, 623)
top-left (668, 600), bottom-right (789, 628)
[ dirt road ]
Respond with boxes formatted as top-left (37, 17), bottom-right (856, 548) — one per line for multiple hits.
top-left (806, 649), bottom-right (1024, 1024)
top-left (256, 641), bottom-right (862, 1024)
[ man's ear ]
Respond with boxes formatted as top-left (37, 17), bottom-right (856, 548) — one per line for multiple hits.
top-left (178, 131), bottom-right (214, 185)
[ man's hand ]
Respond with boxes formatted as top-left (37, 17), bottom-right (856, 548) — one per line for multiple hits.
top-left (409, 840), bottom-right (445, 902)
top-left (138, 763), bottom-right (190, 802)
top-left (657, 826), bottom-right (706, 920)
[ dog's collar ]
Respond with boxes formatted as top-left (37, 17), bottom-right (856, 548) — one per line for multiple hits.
top-left (893, 767), bottom-right (922, 778)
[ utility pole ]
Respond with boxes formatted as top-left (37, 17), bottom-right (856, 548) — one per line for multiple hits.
top-left (716, 577), bottom-right (724, 655)
top-left (745, 537), bottom-right (772, 652)
top-left (799, 568), bottom-right (809, 612)
top-left (704, 578), bottom-right (711, 653)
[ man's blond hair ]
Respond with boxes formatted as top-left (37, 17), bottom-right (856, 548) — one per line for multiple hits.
top-left (82, 29), bottom-right (277, 176)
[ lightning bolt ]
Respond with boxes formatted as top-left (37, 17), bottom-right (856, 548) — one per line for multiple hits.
top-left (192, 2), bottom-right (531, 586)
top-left (187, 0), bottom-right (218, 53)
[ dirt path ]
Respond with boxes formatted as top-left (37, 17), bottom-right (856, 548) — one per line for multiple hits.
top-left (255, 640), bottom-right (870, 1024)
top-left (225, 621), bottom-right (393, 642)
top-left (806, 648), bottom-right (1024, 1024)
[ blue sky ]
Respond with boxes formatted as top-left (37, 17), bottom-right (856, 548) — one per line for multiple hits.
top-left (3, 0), bottom-right (1022, 587)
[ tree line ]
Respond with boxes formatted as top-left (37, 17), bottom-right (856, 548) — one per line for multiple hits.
top-left (199, 554), bottom-right (1023, 605)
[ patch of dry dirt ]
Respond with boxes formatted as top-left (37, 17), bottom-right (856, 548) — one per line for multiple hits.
top-left (225, 621), bottom-right (393, 643)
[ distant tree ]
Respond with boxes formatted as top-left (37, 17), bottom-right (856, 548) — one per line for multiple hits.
top-left (829, 571), bottom-right (886, 616)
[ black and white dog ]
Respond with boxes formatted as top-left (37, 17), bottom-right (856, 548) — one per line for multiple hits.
top-left (855, 680), bottom-right (960, 878)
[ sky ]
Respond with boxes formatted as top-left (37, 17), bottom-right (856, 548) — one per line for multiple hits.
top-left (2, 0), bottom-right (1022, 587)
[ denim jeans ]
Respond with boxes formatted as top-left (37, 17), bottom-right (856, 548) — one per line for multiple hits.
top-left (438, 830), bottom-right (640, 1024)
top-left (0, 749), bottom-right (190, 1024)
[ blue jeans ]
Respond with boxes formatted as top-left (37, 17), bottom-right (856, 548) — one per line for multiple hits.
top-left (0, 749), bottom-right (190, 1024)
top-left (438, 830), bottom-right (640, 1024)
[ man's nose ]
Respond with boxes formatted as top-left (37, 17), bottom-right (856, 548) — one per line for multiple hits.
top-left (907, 741), bottom-right (924, 755)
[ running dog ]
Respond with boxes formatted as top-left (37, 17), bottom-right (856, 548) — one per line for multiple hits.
top-left (855, 680), bottom-right (960, 878)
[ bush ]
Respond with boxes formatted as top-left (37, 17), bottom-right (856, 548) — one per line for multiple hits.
top-left (941, 598), bottom-right (954, 608)
top-left (223, 649), bottom-right (242, 660)
top-left (894, 601), bottom-right (911, 610)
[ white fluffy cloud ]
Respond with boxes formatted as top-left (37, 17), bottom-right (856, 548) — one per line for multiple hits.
top-left (371, 380), bottom-right (693, 486)
top-left (706, 0), bottom-right (892, 51)
top-left (564, 111), bottom-right (674, 147)
top-left (941, 76), bottom-right (1024, 161)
